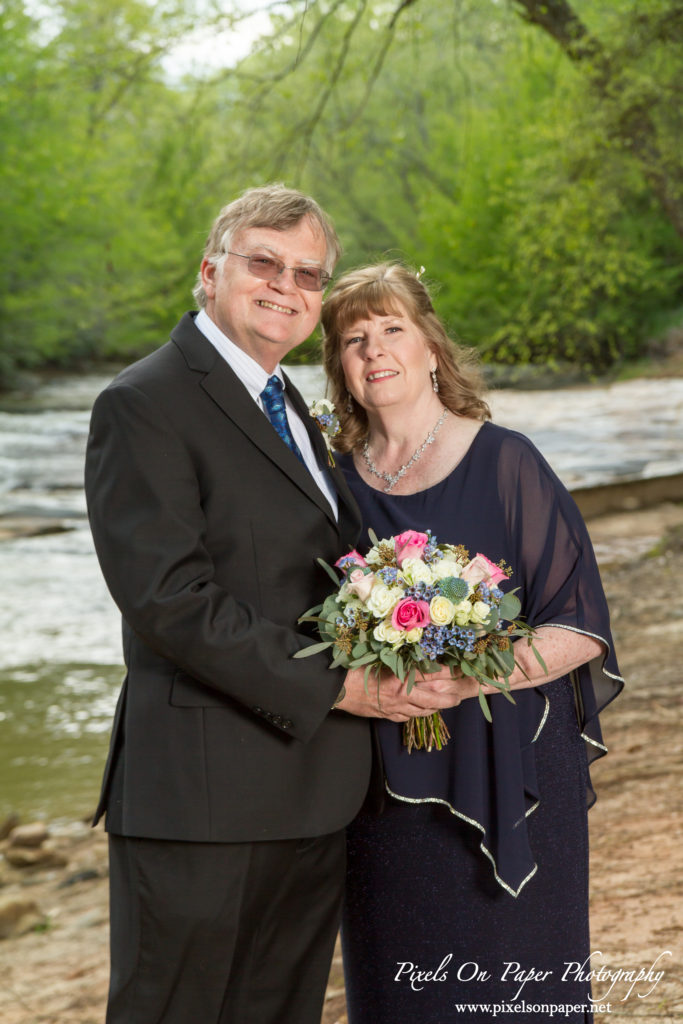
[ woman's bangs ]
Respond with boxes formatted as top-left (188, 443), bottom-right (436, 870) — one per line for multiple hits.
top-left (335, 282), bottom-right (405, 335)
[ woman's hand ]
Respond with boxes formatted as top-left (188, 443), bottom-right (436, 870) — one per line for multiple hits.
top-left (413, 626), bottom-right (605, 703)
top-left (502, 626), bottom-right (604, 692)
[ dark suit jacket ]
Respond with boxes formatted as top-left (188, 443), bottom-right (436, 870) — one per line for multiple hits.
top-left (85, 312), bottom-right (372, 842)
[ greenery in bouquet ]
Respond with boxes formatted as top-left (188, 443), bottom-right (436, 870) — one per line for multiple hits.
top-left (295, 529), bottom-right (544, 751)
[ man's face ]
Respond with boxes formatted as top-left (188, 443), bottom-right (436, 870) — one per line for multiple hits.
top-left (200, 218), bottom-right (328, 372)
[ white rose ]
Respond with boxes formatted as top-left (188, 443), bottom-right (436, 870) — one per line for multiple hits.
top-left (366, 583), bottom-right (403, 618)
top-left (404, 627), bottom-right (424, 645)
top-left (471, 600), bottom-right (492, 624)
top-left (310, 398), bottom-right (335, 416)
top-left (429, 595), bottom-right (456, 626)
top-left (337, 584), bottom-right (363, 610)
top-left (431, 558), bottom-right (468, 582)
top-left (373, 620), bottom-right (404, 646)
top-left (453, 599), bottom-right (475, 626)
top-left (401, 557), bottom-right (433, 585)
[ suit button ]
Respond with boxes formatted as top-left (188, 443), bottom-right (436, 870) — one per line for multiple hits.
top-left (282, 719), bottom-right (293, 730)
top-left (272, 715), bottom-right (283, 726)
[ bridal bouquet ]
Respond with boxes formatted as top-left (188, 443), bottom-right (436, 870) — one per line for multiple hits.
top-left (295, 529), bottom-right (543, 751)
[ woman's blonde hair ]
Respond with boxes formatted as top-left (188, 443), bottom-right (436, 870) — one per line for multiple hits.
top-left (321, 263), bottom-right (490, 453)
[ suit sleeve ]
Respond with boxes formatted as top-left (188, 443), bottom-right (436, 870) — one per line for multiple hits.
top-left (84, 381), bottom-right (344, 742)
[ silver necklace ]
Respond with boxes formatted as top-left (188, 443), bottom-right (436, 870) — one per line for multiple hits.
top-left (362, 408), bottom-right (448, 493)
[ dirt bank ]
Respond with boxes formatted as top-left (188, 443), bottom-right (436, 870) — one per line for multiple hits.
top-left (1, 502), bottom-right (682, 1024)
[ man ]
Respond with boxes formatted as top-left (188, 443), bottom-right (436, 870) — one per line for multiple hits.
top-left (85, 185), bottom-right (446, 1024)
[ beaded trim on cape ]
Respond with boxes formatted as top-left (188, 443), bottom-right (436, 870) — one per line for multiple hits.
top-left (383, 622), bottom-right (624, 897)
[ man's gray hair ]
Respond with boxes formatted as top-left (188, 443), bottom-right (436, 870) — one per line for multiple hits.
top-left (193, 184), bottom-right (342, 308)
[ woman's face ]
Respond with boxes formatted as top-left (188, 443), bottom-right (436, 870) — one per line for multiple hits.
top-left (339, 305), bottom-right (437, 415)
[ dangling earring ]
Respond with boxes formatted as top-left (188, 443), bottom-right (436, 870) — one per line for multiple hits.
top-left (431, 368), bottom-right (439, 394)
top-left (346, 392), bottom-right (354, 413)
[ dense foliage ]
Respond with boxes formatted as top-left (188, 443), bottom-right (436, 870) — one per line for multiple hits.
top-left (1, 0), bottom-right (681, 385)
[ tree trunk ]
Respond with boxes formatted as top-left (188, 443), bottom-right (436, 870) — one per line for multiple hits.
top-left (511, 0), bottom-right (683, 239)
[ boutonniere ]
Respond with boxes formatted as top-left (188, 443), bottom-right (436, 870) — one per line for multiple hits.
top-left (309, 398), bottom-right (341, 467)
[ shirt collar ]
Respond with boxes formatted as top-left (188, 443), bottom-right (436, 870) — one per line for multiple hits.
top-left (194, 308), bottom-right (284, 402)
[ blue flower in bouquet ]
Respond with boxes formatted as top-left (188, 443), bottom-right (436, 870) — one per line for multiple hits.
top-left (377, 567), bottom-right (399, 585)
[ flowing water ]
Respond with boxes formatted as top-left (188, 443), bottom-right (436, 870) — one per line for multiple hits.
top-left (1, 369), bottom-right (682, 821)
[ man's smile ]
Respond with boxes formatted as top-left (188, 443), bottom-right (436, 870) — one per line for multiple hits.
top-left (256, 299), bottom-right (297, 315)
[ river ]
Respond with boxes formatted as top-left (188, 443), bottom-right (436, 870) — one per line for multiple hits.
top-left (1, 370), bottom-right (682, 822)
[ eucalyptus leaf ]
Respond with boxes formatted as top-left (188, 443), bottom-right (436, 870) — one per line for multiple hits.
top-left (317, 557), bottom-right (342, 586)
top-left (329, 651), bottom-right (350, 670)
top-left (499, 592), bottom-right (522, 620)
top-left (298, 603), bottom-right (323, 621)
top-left (407, 664), bottom-right (416, 693)
top-left (350, 652), bottom-right (380, 667)
top-left (364, 662), bottom-right (383, 691)
top-left (380, 648), bottom-right (399, 674)
top-left (531, 642), bottom-right (548, 675)
top-left (292, 640), bottom-right (333, 658)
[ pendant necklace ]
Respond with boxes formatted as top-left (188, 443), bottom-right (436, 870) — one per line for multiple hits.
top-left (361, 408), bottom-right (448, 493)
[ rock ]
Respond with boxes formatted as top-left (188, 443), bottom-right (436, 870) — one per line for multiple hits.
top-left (0, 897), bottom-right (46, 940)
top-left (8, 822), bottom-right (50, 849)
top-left (4, 845), bottom-right (68, 870)
top-left (57, 869), bottom-right (100, 889)
top-left (0, 861), bottom-right (15, 888)
top-left (0, 517), bottom-right (73, 541)
top-left (73, 909), bottom-right (107, 929)
top-left (0, 813), bottom-right (20, 841)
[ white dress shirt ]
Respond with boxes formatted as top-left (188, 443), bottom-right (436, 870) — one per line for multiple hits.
top-left (194, 309), bottom-right (338, 519)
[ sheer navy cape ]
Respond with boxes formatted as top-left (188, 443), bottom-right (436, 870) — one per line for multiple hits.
top-left (339, 422), bottom-right (623, 896)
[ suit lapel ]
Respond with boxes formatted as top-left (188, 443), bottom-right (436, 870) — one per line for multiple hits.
top-left (284, 372), bottom-right (362, 544)
top-left (171, 316), bottom-right (347, 531)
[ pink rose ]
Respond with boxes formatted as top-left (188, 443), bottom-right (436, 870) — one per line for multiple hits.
top-left (461, 553), bottom-right (509, 587)
top-left (391, 598), bottom-right (431, 631)
top-left (347, 568), bottom-right (376, 603)
top-left (394, 530), bottom-right (429, 567)
top-left (335, 548), bottom-right (368, 569)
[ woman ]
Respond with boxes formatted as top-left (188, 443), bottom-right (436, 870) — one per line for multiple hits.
top-left (321, 263), bottom-right (623, 1023)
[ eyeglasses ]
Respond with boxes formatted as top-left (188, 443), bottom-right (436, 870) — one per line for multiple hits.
top-left (226, 251), bottom-right (331, 292)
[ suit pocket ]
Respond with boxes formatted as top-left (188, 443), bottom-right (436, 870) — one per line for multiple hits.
top-left (169, 670), bottom-right (233, 708)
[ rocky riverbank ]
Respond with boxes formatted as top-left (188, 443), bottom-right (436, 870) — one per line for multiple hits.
top-left (1, 502), bottom-right (682, 1024)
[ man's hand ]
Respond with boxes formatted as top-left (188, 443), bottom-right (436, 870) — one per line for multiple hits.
top-left (336, 666), bottom-right (469, 722)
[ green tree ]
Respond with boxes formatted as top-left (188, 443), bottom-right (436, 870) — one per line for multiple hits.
top-left (216, 0), bottom-right (682, 368)
top-left (0, 0), bottom-right (225, 384)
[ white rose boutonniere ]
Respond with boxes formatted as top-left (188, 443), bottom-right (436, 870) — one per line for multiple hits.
top-left (309, 398), bottom-right (341, 467)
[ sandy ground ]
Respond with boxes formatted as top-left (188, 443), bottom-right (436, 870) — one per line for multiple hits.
top-left (1, 502), bottom-right (682, 1024)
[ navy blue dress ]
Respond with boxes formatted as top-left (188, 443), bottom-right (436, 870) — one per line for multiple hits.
top-left (339, 423), bottom-right (623, 1024)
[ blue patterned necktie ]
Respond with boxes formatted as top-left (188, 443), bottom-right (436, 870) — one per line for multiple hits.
top-left (260, 375), bottom-right (306, 465)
